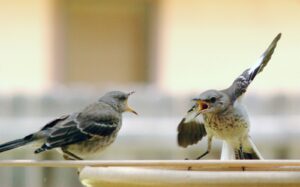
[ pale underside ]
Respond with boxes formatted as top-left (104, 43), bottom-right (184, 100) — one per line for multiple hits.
top-left (203, 101), bottom-right (251, 151)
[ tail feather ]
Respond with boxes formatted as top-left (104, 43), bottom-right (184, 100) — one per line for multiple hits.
top-left (244, 136), bottom-right (264, 160)
top-left (0, 134), bottom-right (34, 153)
top-left (242, 152), bottom-right (259, 159)
top-left (221, 137), bottom-right (263, 160)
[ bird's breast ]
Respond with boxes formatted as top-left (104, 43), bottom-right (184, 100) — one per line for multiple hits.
top-left (203, 110), bottom-right (249, 141)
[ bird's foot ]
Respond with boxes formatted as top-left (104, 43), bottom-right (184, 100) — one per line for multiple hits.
top-left (184, 158), bottom-right (193, 170)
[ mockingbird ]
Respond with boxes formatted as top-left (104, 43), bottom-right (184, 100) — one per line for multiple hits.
top-left (177, 33), bottom-right (281, 160)
top-left (0, 91), bottom-right (137, 160)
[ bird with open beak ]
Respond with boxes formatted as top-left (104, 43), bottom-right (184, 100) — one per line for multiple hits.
top-left (178, 33), bottom-right (281, 160)
top-left (0, 91), bottom-right (137, 160)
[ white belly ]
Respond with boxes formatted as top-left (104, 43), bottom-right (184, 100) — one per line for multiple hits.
top-left (204, 102), bottom-right (250, 143)
top-left (206, 122), bottom-right (248, 141)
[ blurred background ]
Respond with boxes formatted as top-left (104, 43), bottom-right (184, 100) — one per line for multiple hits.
top-left (0, 0), bottom-right (300, 186)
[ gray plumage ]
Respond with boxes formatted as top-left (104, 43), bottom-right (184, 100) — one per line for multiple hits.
top-left (178, 33), bottom-right (281, 159)
top-left (226, 33), bottom-right (281, 101)
top-left (0, 91), bottom-right (137, 160)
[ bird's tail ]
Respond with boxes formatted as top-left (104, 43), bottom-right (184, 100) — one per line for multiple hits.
top-left (0, 134), bottom-right (35, 153)
top-left (236, 136), bottom-right (264, 160)
top-left (221, 137), bottom-right (263, 160)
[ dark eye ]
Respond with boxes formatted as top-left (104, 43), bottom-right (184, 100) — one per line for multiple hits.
top-left (119, 96), bottom-right (127, 101)
top-left (210, 97), bottom-right (216, 103)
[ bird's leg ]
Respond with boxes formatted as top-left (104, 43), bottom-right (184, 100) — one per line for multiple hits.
top-left (186, 137), bottom-right (212, 171)
top-left (65, 151), bottom-right (83, 160)
top-left (196, 151), bottom-right (209, 160)
top-left (63, 154), bottom-right (75, 160)
top-left (234, 149), bottom-right (245, 170)
top-left (62, 148), bottom-right (83, 175)
top-left (236, 148), bottom-right (242, 159)
top-left (234, 149), bottom-right (240, 159)
top-left (234, 143), bottom-right (245, 160)
top-left (196, 136), bottom-right (212, 160)
top-left (238, 144), bottom-right (246, 171)
top-left (62, 148), bottom-right (83, 160)
top-left (239, 144), bottom-right (245, 160)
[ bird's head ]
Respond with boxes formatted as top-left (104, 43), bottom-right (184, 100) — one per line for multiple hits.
top-left (192, 90), bottom-right (230, 115)
top-left (99, 91), bottom-right (138, 115)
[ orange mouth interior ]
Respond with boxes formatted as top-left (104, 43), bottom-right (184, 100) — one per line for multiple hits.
top-left (196, 100), bottom-right (209, 111)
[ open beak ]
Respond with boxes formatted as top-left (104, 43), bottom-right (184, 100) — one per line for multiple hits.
top-left (127, 91), bottom-right (135, 96)
top-left (192, 99), bottom-right (209, 112)
top-left (126, 91), bottom-right (138, 115)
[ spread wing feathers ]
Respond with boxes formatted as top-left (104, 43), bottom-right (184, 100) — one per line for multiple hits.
top-left (35, 113), bottom-right (120, 154)
top-left (227, 33), bottom-right (281, 101)
top-left (177, 118), bottom-right (207, 148)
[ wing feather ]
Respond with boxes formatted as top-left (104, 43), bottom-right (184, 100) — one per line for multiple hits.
top-left (177, 117), bottom-right (207, 148)
top-left (35, 104), bottom-right (121, 153)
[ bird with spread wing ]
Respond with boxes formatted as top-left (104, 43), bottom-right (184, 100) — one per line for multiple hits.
top-left (178, 33), bottom-right (281, 160)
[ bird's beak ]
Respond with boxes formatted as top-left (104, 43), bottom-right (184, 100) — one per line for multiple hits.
top-left (126, 91), bottom-right (138, 115)
top-left (126, 106), bottom-right (138, 115)
top-left (127, 91), bottom-right (135, 96)
top-left (192, 98), bottom-right (209, 112)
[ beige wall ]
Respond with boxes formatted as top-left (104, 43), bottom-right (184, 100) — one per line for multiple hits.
top-left (60, 0), bottom-right (151, 85)
top-left (0, 0), bottom-right (153, 94)
top-left (0, 0), bottom-right (54, 94)
top-left (1, 0), bottom-right (300, 95)
top-left (156, 0), bottom-right (300, 94)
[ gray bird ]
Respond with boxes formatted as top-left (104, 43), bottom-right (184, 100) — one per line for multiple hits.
top-left (0, 91), bottom-right (137, 160)
top-left (178, 33), bottom-right (281, 160)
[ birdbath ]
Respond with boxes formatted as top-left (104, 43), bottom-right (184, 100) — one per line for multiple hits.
top-left (79, 142), bottom-right (300, 187)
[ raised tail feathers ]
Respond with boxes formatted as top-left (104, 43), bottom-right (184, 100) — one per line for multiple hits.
top-left (0, 134), bottom-right (35, 153)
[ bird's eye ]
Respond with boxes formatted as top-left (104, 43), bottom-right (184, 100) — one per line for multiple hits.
top-left (210, 97), bottom-right (216, 103)
top-left (119, 96), bottom-right (127, 101)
